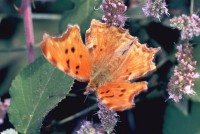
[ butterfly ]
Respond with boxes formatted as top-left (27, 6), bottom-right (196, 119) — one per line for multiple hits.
top-left (40, 19), bottom-right (160, 111)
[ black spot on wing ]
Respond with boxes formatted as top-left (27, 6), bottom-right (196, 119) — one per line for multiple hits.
top-left (100, 92), bottom-right (105, 94)
top-left (105, 95), bottom-right (114, 98)
top-left (75, 71), bottom-right (78, 75)
top-left (65, 49), bottom-right (68, 54)
top-left (71, 47), bottom-right (75, 53)
top-left (121, 89), bottom-right (126, 92)
top-left (66, 59), bottom-right (70, 68)
top-left (106, 90), bottom-right (110, 93)
top-left (76, 65), bottom-right (80, 69)
top-left (119, 94), bottom-right (123, 97)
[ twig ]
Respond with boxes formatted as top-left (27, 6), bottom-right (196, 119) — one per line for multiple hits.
top-left (58, 105), bottom-right (97, 125)
top-left (0, 13), bottom-right (61, 20)
top-left (0, 43), bottom-right (40, 53)
top-left (156, 53), bottom-right (176, 69)
top-left (190, 0), bottom-right (194, 15)
top-left (16, 0), bottom-right (35, 63)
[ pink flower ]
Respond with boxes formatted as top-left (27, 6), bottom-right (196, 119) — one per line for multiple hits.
top-left (0, 98), bottom-right (10, 125)
top-left (167, 44), bottom-right (199, 102)
top-left (100, 0), bottom-right (127, 27)
top-left (97, 100), bottom-right (118, 133)
top-left (170, 14), bottom-right (200, 40)
top-left (76, 121), bottom-right (103, 134)
top-left (142, 0), bottom-right (169, 21)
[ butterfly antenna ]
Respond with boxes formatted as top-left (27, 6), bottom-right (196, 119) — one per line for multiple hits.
top-left (83, 94), bottom-right (89, 103)
top-left (165, 97), bottom-right (170, 102)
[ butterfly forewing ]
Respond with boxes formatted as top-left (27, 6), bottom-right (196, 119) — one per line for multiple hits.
top-left (40, 25), bottom-right (91, 82)
top-left (114, 41), bottom-right (160, 81)
top-left (85, 20), bottom-right (135, 75)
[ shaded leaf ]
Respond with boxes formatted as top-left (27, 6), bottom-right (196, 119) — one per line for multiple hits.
top-left (36, 0), bottom-right (74, 13)
top-left (0, 18), bottom-right (60, 95)
top-left (168, 0), bottom-right (189, 15)
top-left (59, 0), bottom-right (103, 35)
top-left (163, 102), bottom-right (200, 134)
top-left (8, 56), bottom-right (74, 134)
top-left (190, 40), bottom-right (200, 102)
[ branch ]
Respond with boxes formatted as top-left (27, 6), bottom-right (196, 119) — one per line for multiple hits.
top-left (57, 105), bottom-right (97, 125)
top-left (16, 0), bottom-right (35, 63)
top-left (0, 43), bottom-right (39, 53)
top-left (190, 0), bottom-right (194, 15)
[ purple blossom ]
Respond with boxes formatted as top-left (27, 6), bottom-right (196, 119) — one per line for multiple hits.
top-left (97, 100), bottom-right (118, 133)
top-left (167, 44), bottom-right (199, 102)
top-left (142, 0), bottom-right (169, 21)
top-left (170, 14), bottom-right (200, 40)
top-left (76, 121), bottom-right (103, 134)
top-left (100, 0), bottom-right (127, 27)
top-left (1, 129), bottom-right (18, 134)
top-left (0, 98), bottom-right (10, 125)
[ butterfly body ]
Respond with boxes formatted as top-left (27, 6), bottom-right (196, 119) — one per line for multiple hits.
top-left (86, 67), bottom-right (115, 94)
top-left (85, 40), bottom-right (135, 94)
top-left (40, 19), bottom-right (160, 111)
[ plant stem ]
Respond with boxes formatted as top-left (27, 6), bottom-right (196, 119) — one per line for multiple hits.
top-left (20, 0), bottom-right (35, 63)
top-left (58, 105), bottom-right (97, 125)
top-left (0, 44), bottom-right (40, 53)
top-left (190, 0), bottom-right (194, 15)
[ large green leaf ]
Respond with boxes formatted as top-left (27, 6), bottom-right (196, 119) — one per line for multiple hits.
top-left (8, 56), bottom-right (74, 134)
top-left (163, 102), bottom-right (200, 134)
top-left (59, 0), bottom-right (103, 35)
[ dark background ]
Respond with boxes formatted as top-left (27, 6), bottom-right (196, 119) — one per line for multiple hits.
top-left (0, 0), bottom-right (200, 134)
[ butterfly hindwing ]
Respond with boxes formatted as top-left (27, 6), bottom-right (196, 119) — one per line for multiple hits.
top-left (97, 80), bottom-right (147, 111)
top-left (40, 25), bottom-right (91, 82)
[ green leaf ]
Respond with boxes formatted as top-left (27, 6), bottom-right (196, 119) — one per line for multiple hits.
top-left (8, 56), bottom-right (74, 134)
top-left (59, 0), bottom-right (103, 35)
top-left (42, 0), bottom-right (74, 13)
top-left (163, 102), bottom-right (200, 134)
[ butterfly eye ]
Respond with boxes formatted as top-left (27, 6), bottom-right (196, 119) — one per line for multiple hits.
top-left (85, 82), bottom-right (98, 94)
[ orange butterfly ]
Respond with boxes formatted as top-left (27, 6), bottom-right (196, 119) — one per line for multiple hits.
top-left (40, 19), bottom-right (160, 111)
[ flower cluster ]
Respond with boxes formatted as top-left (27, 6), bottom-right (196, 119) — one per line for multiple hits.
top-left (0, 98), bottom-right (10, 124)
top-left (1, 129), bottom-right (18, 134)
top-left (170, 14), bottom-right (200, 40)
top-left (167, 44), bottom-right (199, 102)
top-left (142, 0), bottom-right (169, 20)
top-left (76, 121), bottom-right (102, 134)
top-left (97, 100), bottom-right (118, 134)
top-left (100, 0), bottom-right (127, 27)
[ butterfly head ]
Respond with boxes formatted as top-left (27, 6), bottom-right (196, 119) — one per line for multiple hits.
top-left (84, 82), bottom-right (99, 95)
